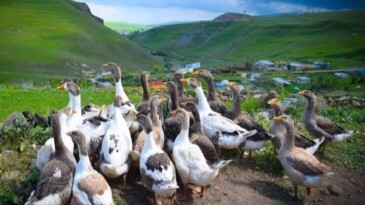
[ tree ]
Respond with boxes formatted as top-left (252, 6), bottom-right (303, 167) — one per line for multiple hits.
top-left (152, 64), bottom-right (161, 73)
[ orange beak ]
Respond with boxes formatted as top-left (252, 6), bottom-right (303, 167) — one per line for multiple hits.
top-left (180, 102), bottom-right (188, 107)
top-left (267, 98), bottom-right (278, 106)
top-left (298, 91), bottom-right (305, 95)
top-left (56, 84), bottom-right (65, 90)
top-left (191, 71), bottom-right (199, 77)
top-left (102, 63), bottom-right (109, 69)
top-left (180, 78), bottom-right (189, 84)
top-left (170, 109), bottom-right (177, 116)
top-left (274, 115), bottom-right (283, 121)
top-left (227, 82), bottom-right (236, 87)
top-left (65, 131), bottom-right (72, 137)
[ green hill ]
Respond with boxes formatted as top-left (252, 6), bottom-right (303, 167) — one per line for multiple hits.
top-left (0, 0), bottom-right (161, 82)
top-left (130, 10), bottom-right (365, 68)
top-left (105, 21), bottom-right (152, 34)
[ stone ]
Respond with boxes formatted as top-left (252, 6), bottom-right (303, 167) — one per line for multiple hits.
top-left (327, 185), bottom-right (343, 196)
top-left (319, 188), bottom-right (330, 196)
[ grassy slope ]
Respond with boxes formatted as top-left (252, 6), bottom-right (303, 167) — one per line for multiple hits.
top-left (0, 0), bottom-right (161, 82)
top-left (131, 10), bottom-right (365, 67)
top-left (105, 21), bottom-right (152, 32)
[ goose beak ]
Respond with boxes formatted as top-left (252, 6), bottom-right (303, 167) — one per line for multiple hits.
top-left (274, 115), bottom-right (283, 121)
top-left (267, 98), bottom-right (278, 106)
top-left (298, 91), bottom-right (305, 95)
top-left (227, 82), bottom-right (236, 87)
top-left (191, 71), bottom-right (199, 77)
top-left (189, 134), bottom-right (199, 143)
top-left (160, 96), bottom-right (167, 102)
top-left (68, 109), bottom-right (77, 115)
top-left (170, 109), bottom-right (177, 116)
top-left (56, 84), bottom-right (65, 90)
top-left (65, 131), bottom-right (72, 137)
top-left (180, 78), bottom-right (189, 84)
top-left (180, 102), bottom-right (188, 107)
top-left (102, 63), bottom-right (109, 68)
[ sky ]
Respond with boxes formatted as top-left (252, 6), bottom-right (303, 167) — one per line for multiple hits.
top-left (77, 0), bottom-right (365, 25)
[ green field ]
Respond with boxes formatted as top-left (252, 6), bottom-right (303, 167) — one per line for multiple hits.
top-left (130, 10), bottom-right (365, 68)
top-left (105, 21), bottom-right (152, 33)
top-left (0, 0), bottom-right (161, 83)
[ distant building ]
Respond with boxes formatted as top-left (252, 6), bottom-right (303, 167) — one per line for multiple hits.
top-left (289, 62), bottom-right (305, 71)
top-left (359, 68), bottom-right (365, 76)
top-left (334, 72), bottom-right (349, 78)
top-left (296, 76), bottom-right (311, 84)
top-left (313, 61), bottom-right (330, 69)
top-left (272, 77), bottom-right (291, 86)
top-left (249, 73), bottom-right (261, 81)
top-left (254, 60), bottom-right (275, 69)
top-left (175, 62), bottom-right (201, 74)
top-left (214, 80), bottom-right (229, 88)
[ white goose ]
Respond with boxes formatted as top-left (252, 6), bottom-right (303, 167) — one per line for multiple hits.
top-left (100, 96), bottom-right (133, 189)
top-left (57, 82), bottom-right (110, 156)
top-left (137, 115), bottom-right (178, 205)
top-left (172, 108), bottom-right (231, 200)
top-left (181, 78), bottom-right (257, 149)
top-left (67, 130), bottom-right (114, 205)
top-left (26, 113), bottom-right (76, 205)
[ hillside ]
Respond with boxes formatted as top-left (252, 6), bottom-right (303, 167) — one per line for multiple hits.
top-left (105, 21), bottom-right (152, 34)
top-left (0, 0), bottom-right (161, 82)
top-left (130, 10), bottom-right (365, 68)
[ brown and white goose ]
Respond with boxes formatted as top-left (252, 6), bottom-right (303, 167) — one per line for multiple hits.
top-left (164, 81), bottom-right (195, 152)
top-left (172, 108), bottom-right (231, 200)
top-left (173, 72), bottom-right (197, 106)
top-left (180, 101), bottom-right (220, 164)
top-left (275, 115), bottom-right (333, 199)
top-left (226, 82), bottom-right (272, 158)
top-left (192, 69), bottom-right (229, 116)
top-left (137, 115), bottom-right (179, 205)
top-left (299, 90), bottom-right (353, 155)
top-left (136, 71), bottom-right (151, 116)
top-left (130, 96), bottom-right (165, 163)
top-left (67, 130), bottom-right (114, 205)
top-left (268, 98), bottom-right (324, 155)
top-left (26, 113), bottom-right (76, 205)
top-left (181, 78), bottom-right (256, 150)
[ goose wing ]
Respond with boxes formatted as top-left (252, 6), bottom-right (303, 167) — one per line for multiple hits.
top-left (34, 160), bottom-right (73, 199)
top-left (204, 112), bottom-right (244, 134)
top-left (286, 150), bottom-right (331, 176)
top-left (315, 116), bottom-right (346, 135)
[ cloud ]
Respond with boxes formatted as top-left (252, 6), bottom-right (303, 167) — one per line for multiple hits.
top-left (87, 3), bottom-right (221, 24)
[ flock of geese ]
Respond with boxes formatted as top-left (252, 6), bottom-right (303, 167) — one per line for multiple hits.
top-left (25, 62), bottom-right (354, 205)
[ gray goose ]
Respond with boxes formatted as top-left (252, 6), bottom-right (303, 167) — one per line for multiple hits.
top-left (66, 130), bottom-right (114, 205)
top-left (268, 98), bottom-right (325, 155)
top-left (226, 82), bottom-right (272, 159)
top-left (130, 96), bottom-right (165, 164)
top-left (173, 72), bottom-right (197, 106)
top-left (164, 81), bottom-right (195, 152)
top-left (26, 113), bottom-right (76, 205)
top-left (299, 90), bottom-right (353, 155)
top-left (275, 115), bottom-right (333, 199)
top-left (137, 115), bottom-right (179, 205)
top-left (136, 71), bottom-right (151, 116)
top-left (192, 69), bottom-right (229, 116)
top-left (180, 101), bottom-right (220, 164)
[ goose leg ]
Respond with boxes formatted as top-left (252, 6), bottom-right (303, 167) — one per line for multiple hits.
top-left (122, 173), bottom-right (133, 190)
top-left (153, 193), bottom-right (161, 205)
top-left (306, 187), bottom-right (311, 197)
top-left (293, 185), bottom-right (299, 200)
top-left (248, 151), bottom-right (252, 159)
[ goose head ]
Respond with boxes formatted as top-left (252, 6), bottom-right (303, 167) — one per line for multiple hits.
top-left (298, 90), bottom-right (314, 100)
top-left (66, 130), bottom-right (88, 156)
top-left (192, 69), bottom-right (212, 80)
top-left (170, 108), bottom-right (190, 130)
top-left (57, 82), bottom-right (80, 97)
top-left (113, 96), bottom-right (123, 108)
top-left (274, 114), bottom-right (294, 131)
top-left (102, 62), bottom-right (121, 82)
top-left (267, 98), bottom-right (279, 107)
top-left (136, 115), bottom-right (153, 134)
top-left (180, 78), bottom-right (201, 89)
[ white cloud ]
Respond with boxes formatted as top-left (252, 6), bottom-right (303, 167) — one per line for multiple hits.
top-left (87, 3), bottom-right (222, 24)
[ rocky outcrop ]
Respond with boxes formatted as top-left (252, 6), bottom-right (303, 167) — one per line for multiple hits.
top-left (69, 0), bottom-right (104, 24)
top-left (213, 12), bottom-right (251, 22)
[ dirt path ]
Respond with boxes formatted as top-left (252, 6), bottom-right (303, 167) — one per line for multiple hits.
top-left (110, 158), bottom-right (365, 205)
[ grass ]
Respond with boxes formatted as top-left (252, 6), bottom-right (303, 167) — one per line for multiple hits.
top-left (0, 0), bottom-right (161, 83)
top-left (130, 9), bottom-right (365, 68)
top-left (105, 21), bottom-right (152, 33)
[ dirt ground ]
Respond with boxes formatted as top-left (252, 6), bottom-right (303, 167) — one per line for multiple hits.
top-left (108, 157), bottom-right (365, 205)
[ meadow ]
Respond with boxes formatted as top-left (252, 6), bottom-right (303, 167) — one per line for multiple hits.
top-left (0, 70), bottom-right (364, 204)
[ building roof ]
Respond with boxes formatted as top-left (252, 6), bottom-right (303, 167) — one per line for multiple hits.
top-left (272, 77), bottom-right (291, 85)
